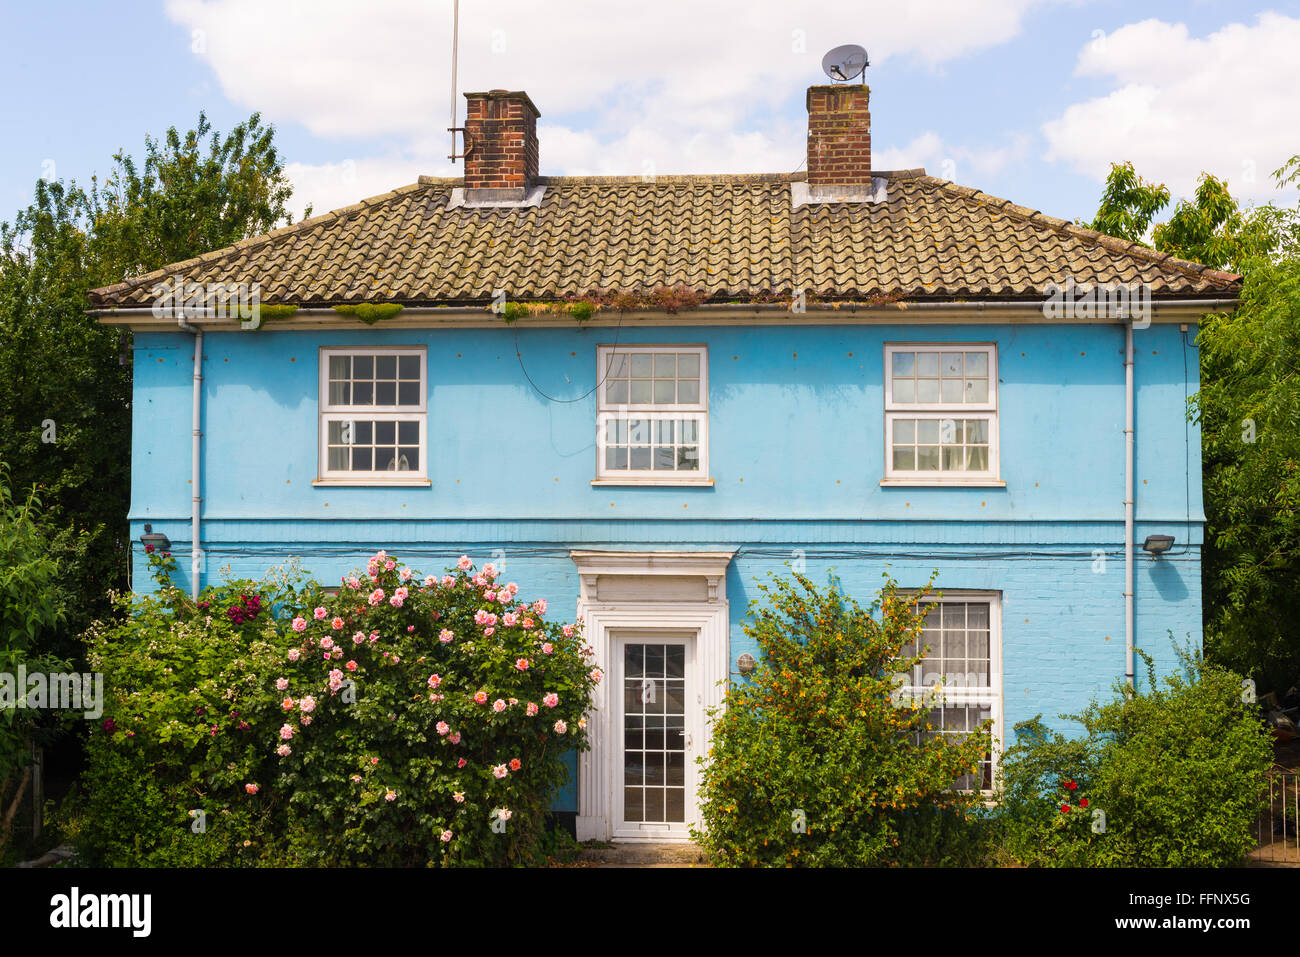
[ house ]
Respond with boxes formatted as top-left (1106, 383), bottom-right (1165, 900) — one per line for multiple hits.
top-left (91, 83), bottom-right (1240, 842)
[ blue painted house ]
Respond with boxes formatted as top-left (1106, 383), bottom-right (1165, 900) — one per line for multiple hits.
top-left (92, 84), bottom-right (1240, 841)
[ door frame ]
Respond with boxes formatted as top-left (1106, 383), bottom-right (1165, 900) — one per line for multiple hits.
top-left (571, 550), bottom-right (734, 843)
top-left (610, 629), bottom-right (699, 841)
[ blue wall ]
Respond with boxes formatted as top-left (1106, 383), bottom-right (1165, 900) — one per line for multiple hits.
top-left (127, 321), bottom-right (1204, 810)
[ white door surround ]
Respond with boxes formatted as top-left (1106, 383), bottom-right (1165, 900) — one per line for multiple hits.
top-left (571, 549), bottom-right (735, 843)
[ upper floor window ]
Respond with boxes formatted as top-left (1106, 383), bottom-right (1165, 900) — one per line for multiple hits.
top-left (884, 344), bottom-right (998, 483)
top-left (317, 347), bottom-right (428, 485)
top-left (595, 345), bottom-right (709, 484)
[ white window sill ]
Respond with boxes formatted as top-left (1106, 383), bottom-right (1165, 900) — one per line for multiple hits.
top-left (879, 478), bottom-right (1006, 488)
top-left (312, 477), bottom-right (432, 487)
top-left (591, 477), bottom-right (715, 487)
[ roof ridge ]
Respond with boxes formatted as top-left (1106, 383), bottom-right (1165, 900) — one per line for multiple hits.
top-left (88, 181), bottom-right (436, 301)
top-left (916, 174), bottom-right (1242, 286)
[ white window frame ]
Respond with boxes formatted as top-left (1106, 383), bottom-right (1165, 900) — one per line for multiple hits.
top-left (593, 344), bottom-right (711, 486)
top-left (315, 346), bottom-right (430, 487)
top-left (894, 590), bottom-right (1003, 794)
top-left (882, 343), bottom-right (1002, 486)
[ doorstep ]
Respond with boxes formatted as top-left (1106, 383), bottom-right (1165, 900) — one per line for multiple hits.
top-left (575, 841), bottom-right (707, 867)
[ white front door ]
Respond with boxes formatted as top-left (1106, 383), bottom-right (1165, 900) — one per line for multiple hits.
top-left (611, 631), bottom-right (698, 841)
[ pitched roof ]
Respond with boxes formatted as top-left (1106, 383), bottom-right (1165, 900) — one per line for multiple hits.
top-left (88, 169), bottom-right (1240, 308)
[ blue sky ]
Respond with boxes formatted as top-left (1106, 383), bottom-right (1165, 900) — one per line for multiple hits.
top-left (4, 0), bottom-right (1299, 229)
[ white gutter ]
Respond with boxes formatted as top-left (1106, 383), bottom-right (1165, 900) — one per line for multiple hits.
top-left (176, 316), bottom-right (204, 600)
top-left (1123, 320), bottom-right (1135, 691)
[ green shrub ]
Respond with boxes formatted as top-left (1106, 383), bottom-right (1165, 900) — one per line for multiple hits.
top-left (993, 646), bottom-right (1272, 867)
top-left (694, 572), bottom-right (990, 866)
top-left (77, 551), bottom-right (597, 866)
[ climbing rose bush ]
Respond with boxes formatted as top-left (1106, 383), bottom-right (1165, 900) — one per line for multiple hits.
top-left (77, 551), bottom-right (597, 867)
top-left (269, 552), bottom-right (599, 866)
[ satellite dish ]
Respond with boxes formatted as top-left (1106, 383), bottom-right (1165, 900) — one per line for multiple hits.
top-left (822, 44), bottom-right (869, 82)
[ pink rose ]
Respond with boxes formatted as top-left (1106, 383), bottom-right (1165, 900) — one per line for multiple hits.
top-left (368, 588), bottom-right (385, 606)
top-left (509, 758), bottom-right (521, 771)
top-left (453, 791), bottom-right (465, 803)
top-left (347, 576), bottom-right (361, 589)
top-left (492, 764), bottom-right (508, 779)
top-left (448, 732), bottom-right (461, 744)
top-left (400, 567), bottom-right (413, 581)
top-left (526, 702), bottom-right (539, 716)
top-left (522, 618), bottom-right (535, 630)
top-left (313, 607), bottom-right (328, 620)
top-left (424, 575), bottom-right (437, 587)
top-left (496, 591), bottom-right (512, 605)
top-left (457, 555), bottom-right (473, 571)
top-left (441, 575), bottom-right (455, 587)
top-left (299, 695), bottom-right (317, 714)
top-left (275, 677), bottom-right (289, 691)
top-left (440, 829), bottom-right (453, 842)
top-left (245, 783), bottom-right (259, 795)
top-left (384, 560), bottom-right (395, 571)
top-left (516, 658), bottom-right (530, 672)
top-left (493, 699), bottom-right (507, 713)
top-left (345, 660), bottom-right (357, 672)
top-left (503, 613), bottom-right (517, 627)
top-left (532, 599), bottom-right (548, 614)
top-left (300, 715), bottom-right (312, 725)
top-left (321, 637), bottom-right (334, 650)
top-left (562, 625), bottom-right (575, 638)
top-left (291, 617), bottom-right (307, 633)
top-left (279, 724), bottom-right (295, 740)
top-left (436, 721), bottom-right (450, 735)
top-left (554, 720), bottom-right (568, 735)
top-left (474, 691), bottom-right (488, 705)
top-left (428, 674), bottom-right (442, 689)
top-left (457, 758), bottom-right (467, 768)
top-left (277, 744), bottom-right (292, 757)
top-left (439, 629), bottom-right (454, 644)
top-left (385, 790), bottom-right (396, 802)
top-left (474, 610), bottom-right (490, 626)
top-left (543, 693), bottom-right (559, 708)
top-left (589, 668), bottom-right (603, 683)
top-left (370, 756), bottom-right (379, 765)
top-left (541, 643), bottom-right (554, 654)
top-left (331, 616), bottom-right (344, 630)
top-left (281, 697), bottom-right (295, 711)
top-left (287, 648), bottom-right (301, 661)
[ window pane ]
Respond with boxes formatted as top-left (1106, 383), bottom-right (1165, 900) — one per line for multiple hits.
top-left (606, 353), bottom-right (628, 377)
top-left (398, 355), bottom-right (420, 379)
top-left (942, 353), bottom-right (962, 376)
top-left (397, 421), bottom-right (418, 444)
top-left (353, 356), bottom-right (373, 378)
top-left (375, 355), bottom-right (397, 379)
top-left (353, 382), bottom-right (373, 405)
top-left (329, 381), bottom-right (350, 405)
top-left (677, 446), bottom-right (698, 469)
top-left (893, 447), bottom-right (915, 470)
top-left (630, 354), bottom-right (652, 377)
top-left (606, 418), bottom-right (626, 443)
top-left (606, 379), bottom-right (628, 404)
top-left (892, 352), bottom-right (914, 376)
top-left (375, 421), bottom-right (396, 444)
top-left (397, 448), bottom-right (418, 470)
top-left (943, 447), bottom-right (965, 470)
top-left (653, 420), bottom-right (675, 443)
top-left (942, 419), bottom-right (962, 444)
top-left (329, 355), bottom-right (350, 378)
top-left (654, 379), bottom-right (676, 403)
top-left (629, 446), bottom-right (651, 469)
top-left (606, 447), bottom-right (628, 470)
top-left (916, 420), bottom-right (940, 444)
top-left (375, 381), bottom-right (396, 405)
top-left (965, 378), bottom-right (989, 403)
top-left (375, 447), bottom-right (395, 471)
top-left (355, 421), bottom-right (373, 444)
top-left (893, 379), bottom-right (915, 403)
top-left (677, 354), bottom-right (700, 377)
top-left (966, 419), bottom-right (988, 443)
top-left (894, 419), bottom-right (915, 443)
top-left (965, 352), bottom-right (988, 376)
top-left (917, 353), bottom-right (939, 376)
top-left (941, 378), bottom-right (963, 403)
top-left (653, 447), bottom-right (675, 470)
top-left (328, 447), bottom-right (348, 470)
top-left (677, 380), bottom-right (699, 404)
top-left (967, 446), bottom-right (989, 471)
top-left (328, 420), bottom-right (347, 443)
top-left (397, 381), bottom-right (419, 406)
top-left (680, 419), bottom-right (699, 442)
top-left (917, 378), bottom-right (940, 403)
top-left (351, 447), bottom-right (372, 470)
top-left (655, 354), bottom-right (676, 376)
top-left (629, 380), bottom-right (652, 403)
top-left (917, 446), bottom-right (940, 471)
top-left (628, 419), bottom-right (649, 444)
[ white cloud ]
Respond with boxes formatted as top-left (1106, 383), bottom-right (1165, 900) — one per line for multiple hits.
top-left (1043, 14), bottom-right (1300, 200)
top-left (874, 131), bottom-right (1032, 184)
top-left (167, 0), bottom-right (1056, 213)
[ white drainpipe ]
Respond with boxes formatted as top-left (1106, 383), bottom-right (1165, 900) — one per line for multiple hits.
top-left (1123, 320), bottom-right (1135, 690)
top-left (176, 317), bottom-right (203, 600)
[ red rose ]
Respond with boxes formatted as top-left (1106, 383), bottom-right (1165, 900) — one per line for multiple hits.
top-left (144, 543), bottom-right (155, 554)
top-left (1064, 779), bottom-right (1078, 790)
top-left (1079, 798), bottom-right (1089, 808)
top-left (1060, 804), bottom-right (1071, 813)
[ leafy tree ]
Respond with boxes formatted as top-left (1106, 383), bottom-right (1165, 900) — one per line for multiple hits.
top-left (0, 112), bottom-right (300, 659)
top-left (0, 465), bottom-right (68, 860)
top-left (694, 571), bottom-right (990, 866)
top-left (1087, 157), bottom-right (1300, 689)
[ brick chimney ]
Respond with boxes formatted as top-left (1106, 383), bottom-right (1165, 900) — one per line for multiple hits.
top-left (462, 89), bottom-right (540, 195)
top-left (806, 84), bottom-right (871, 188)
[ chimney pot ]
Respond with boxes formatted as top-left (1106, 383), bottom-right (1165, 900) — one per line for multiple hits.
top-left (462, 90), bottom-right (541, 192)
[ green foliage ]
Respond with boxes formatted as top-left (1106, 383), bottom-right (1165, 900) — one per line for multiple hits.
top-left (993, 647), bottom-right (1272, 867)
top-left (1086, 161), bottom-right (1171, 246)
top-left (498, 301), bottom-right (530, 324)
top-left (694, 571), bottom-right (989, 866)
top-left (75, 551), bottom-right (598, 867)
top-left (0, 111), bottom-right (299, 658)
top-left (253, 304), bottom-right (298, 323)
top-left (331, 303), bottom-right (404, 325)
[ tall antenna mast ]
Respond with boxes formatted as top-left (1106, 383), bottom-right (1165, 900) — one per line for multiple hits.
top-left (447, 0), bottom-right (464, 161)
